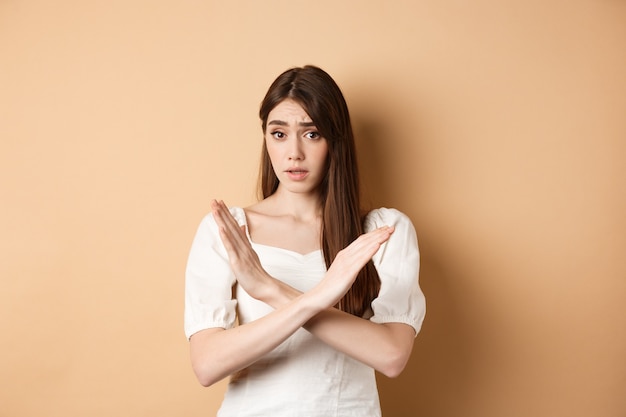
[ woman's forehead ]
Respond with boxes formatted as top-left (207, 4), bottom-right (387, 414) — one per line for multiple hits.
top-left (267, 99), bottom-right (314, 125)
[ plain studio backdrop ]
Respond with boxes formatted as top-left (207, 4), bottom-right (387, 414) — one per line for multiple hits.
top-left (1, 1), bottom-right (625, 416)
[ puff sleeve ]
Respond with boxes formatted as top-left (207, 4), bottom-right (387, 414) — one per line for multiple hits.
top-left (365, 208), bottom-right (426, 336)
top-left (184, 210), bottom-right (242, 339)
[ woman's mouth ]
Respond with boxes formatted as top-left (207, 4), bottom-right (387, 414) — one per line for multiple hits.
top-left (286, 169), bottom-right (309, 181)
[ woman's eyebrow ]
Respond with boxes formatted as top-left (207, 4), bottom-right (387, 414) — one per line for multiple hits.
top-left (267, 120), bottom-right (316, 127)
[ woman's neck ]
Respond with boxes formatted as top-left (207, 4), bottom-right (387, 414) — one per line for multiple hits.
top-left (265, 186), bottom-right (322, 222)
top-left (245, 186), bottom-right (324, 255)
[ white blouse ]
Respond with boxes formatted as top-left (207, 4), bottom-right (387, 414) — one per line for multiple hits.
top-left (185, 207), bottom-right (425, 417)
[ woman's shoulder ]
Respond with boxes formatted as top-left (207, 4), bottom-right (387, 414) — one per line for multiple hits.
top-left (199, 206), bottom-right (247, 229)
top-left (242, 200), bottom-right (274, 229)
top-left (363, 207), bottom-right (414, 232)
top-left (228, 206), bottom-right (247, 224)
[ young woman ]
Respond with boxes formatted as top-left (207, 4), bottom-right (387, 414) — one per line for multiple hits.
top-left (184, 65), bottom-right (425, 416)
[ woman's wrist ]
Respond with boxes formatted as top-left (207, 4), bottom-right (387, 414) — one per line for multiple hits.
top-left (255, 276), bottom-right (301, 308)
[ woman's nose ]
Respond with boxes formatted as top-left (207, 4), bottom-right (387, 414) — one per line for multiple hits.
top-left (288, 139), bottom-right (304, 160)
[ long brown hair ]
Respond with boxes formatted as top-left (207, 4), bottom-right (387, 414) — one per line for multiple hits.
top-left (258, 65), bottom-right (380, 317)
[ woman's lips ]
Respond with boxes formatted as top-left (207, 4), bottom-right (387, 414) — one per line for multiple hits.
top-left (285, 169), bottom-right (309, 181)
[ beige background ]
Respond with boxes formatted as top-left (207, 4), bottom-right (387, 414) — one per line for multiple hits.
top-left (1, 1), bottom-right (625, 416)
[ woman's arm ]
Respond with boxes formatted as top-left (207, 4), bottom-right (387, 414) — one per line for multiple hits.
top-left (263, 276), bottom-right (416, 378)
top-left (189, 201), bottom-right (395, 386)
top-left (189, 290), bottom-right (322, 387)
top-left (210, 200), bottom-right (415, 379)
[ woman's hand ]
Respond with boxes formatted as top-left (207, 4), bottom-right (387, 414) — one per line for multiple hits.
top-left (212, 198), bottom-right (393, 310)
top-left (311, 225), bottom-right (395, 309)
top-left (211, 199), bottom-right (273, 301)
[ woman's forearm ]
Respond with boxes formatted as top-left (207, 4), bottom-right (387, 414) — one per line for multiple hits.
top-left (262, 278), bottom-right (415, 377)
top-left (190, 289), bottom-right (328, 387)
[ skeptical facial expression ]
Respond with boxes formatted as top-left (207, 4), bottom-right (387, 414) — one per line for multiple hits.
top-left (265, 99), bottom-right (329, 196)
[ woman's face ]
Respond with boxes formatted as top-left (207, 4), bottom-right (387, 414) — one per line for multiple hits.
top-left (265, 99), bottom-right (329, 196)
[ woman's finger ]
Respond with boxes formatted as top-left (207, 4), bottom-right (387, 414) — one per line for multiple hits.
top-left (211, 200), bottom-right (260, 275)
top-left (212, 200), bottom-right (237, 232)
top-left (335, 226), bottom-right (394, 269)
top-left (212, 200), bottom-right (249, 248)
top-left (347, 226), bottom-right (394, 253)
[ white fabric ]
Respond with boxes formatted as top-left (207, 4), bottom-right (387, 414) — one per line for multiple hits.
top-left (184, 207), bottom-right (425, 417)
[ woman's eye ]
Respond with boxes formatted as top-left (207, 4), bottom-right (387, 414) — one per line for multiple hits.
top-left (305, 131), bottom-right (320, 140)
top-left (271, 131), bottom-right (285, 139)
